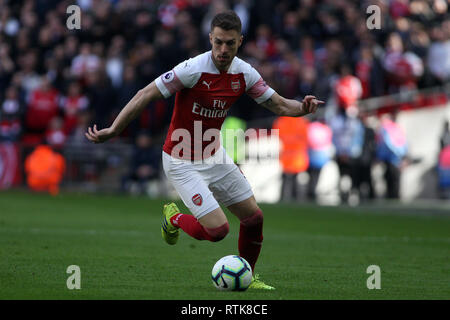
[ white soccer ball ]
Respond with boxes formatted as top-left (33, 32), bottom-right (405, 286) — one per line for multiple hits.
top-left (211, 255), bottom-right (252, 291)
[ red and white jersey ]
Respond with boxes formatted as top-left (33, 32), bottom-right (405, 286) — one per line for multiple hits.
top-left (155, 51), bottom-right (275, 160)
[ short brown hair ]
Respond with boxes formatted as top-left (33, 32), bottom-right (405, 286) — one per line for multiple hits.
top-left (211, 10), bottom-right (242, 34)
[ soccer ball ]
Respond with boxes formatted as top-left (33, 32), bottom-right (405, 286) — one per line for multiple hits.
top-left (211, 255), bottom-right (252, 291)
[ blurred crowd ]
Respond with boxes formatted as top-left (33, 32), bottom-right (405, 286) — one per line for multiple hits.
top-left (0, 0), bottom-right (449, 199)
top-left (274, 111), bottom-right (412, 204)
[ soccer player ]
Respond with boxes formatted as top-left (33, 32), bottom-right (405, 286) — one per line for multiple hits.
top-left (85, 11), bottom-right (323, 290)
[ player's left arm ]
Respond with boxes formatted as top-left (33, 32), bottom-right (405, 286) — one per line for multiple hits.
top-left (260, 92), bottom-right (324, 117)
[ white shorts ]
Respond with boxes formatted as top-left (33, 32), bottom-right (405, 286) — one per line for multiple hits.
top-left (162, 147), bottom-right (254, 219)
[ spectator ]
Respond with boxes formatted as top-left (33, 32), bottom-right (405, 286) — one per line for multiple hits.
top-left (116, 65), bottom-right (141, 139)
top-left (390, 0), bottom-right (410, 19)
top-left (70, 43), bottom-right (101, 80)
top-left (335, 64), bottom-right (363, 112)
top-left (24, 76), bottom-right (60, 141)
top-left (201, 0), bottom-right (229, 39)
top-left (383, 32), bottom-right (424, 92)
top-left (296, 36), bottom-right (316, 67)
top-left (334, 63), bottom-right (377, 202)
top-left (105, 35), bottom-right (126, 88)
top-left (282, 11), bottom-right (301, 49)
top-left (440, 120), bottom-right (450, 149)
top-left (63, 36), bottom-right (80, 65)
top-left (306, 119), bottom-right (333, 200)
top-left (0, 43), bottom-right (15, 90)
top-left (275, 40), bottom-right (301, 98)
top-left (0, 86), bottom-right (23, 142)
top-left (0, 6), bottom-right (20, 38)
top-left (232, 0), bottom-right (251, 36)
top-left (15, 51), bottom-right (41, 96)
top-left (67, 110), bottom-right (92, 145)
top-left (329, 106), bottom-right (365, 204)
top-left (153, 27), bottom-right (186, 72)
top-left (355, 46), bottom-right (384, 98)
top-left (408, 23), bottom-right (430, 59)
top-left (297, 65), bottom-right (318, 103)
top-left (243, 24), bottom-right (278, 62)
top-left (437, 120), bottom-right (450, 198)
top-left (25, 143), bottom-right (66, 196)
top-left (437, 144), bottom-right (450, 199)
top-left (432, 0), bottom-right (449, 22)
top-left (131, 10), bottom-right (156, 44)
top-left (85, 67), bottom-right (116, 129)
top-left (314, 39), bottom-right (343, 102)
top-left (427, 22), bottom-right (450, 85)
top-left (273, 116), bottom-right (309, 202)
top-left (60, 81), bottom-right (90, 136)
top-left (45, 116), bottom-right (67, 150)
top-left (357, 117), bottom-right (377, 201)
top-left (122, 131), bottom-right (161, 196)
top-left (376, 114), bottom-right (408, 199)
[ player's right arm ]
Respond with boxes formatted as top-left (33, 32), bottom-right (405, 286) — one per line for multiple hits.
top-left (85, 80), bottom-right (163, 144)
top-left (86, 58), bottom-right (197, 144)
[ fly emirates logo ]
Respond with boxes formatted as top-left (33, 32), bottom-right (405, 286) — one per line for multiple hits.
top-left (192, 99), bottom-right (228, 118)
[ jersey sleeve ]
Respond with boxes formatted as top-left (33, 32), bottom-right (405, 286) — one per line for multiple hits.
top-left (245, 66), bottom-right (275, 104)
top-left (155, 59), bottom-right (201, 98)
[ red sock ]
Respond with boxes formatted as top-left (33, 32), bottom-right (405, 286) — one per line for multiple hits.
top-left (171, 213), bottom-right (229, 242)
top-left (238, 209), bottom-right (263, 273)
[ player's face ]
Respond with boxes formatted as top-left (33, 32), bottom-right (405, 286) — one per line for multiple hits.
top-left (209, 27), bottom-right (243, 71)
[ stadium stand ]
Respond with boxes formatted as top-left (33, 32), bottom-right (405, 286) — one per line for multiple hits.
top-left (0, 0), bottom-right (449, 200)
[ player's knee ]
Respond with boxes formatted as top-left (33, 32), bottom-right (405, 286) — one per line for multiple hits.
top-left (205, 222), bottom-right (229, 242)
top-left (240, 208), bottom-right (263, 227)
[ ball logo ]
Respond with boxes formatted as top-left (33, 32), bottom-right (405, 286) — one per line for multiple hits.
top-left (162, 71), bottom-right (174, 83)
top-left (231, 80), bottom-right (240, 93)
top-left (192, 193), bottom-right (203, 206)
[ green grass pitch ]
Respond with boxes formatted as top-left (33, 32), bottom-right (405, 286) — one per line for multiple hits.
top-left (0, 190), bottom-right (449, 300)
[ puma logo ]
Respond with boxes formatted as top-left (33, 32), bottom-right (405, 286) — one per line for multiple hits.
top-left (202, 80), bottom-right (212, 90)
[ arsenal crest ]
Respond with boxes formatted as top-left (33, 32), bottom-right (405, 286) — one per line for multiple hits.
top-left (231, 79), bottom-right (240, 93)
top-left (192, 193), bottom-right (203, 206)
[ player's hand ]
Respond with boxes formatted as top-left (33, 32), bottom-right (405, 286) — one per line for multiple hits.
top-left (301, 95), bottom-right (325, 115)
top-left (85, 124), bottom-right (116, 144)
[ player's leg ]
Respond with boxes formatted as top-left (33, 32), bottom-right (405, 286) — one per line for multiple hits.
top-left (161, 152), bottom-right (229, 244)
top-left (226, 195), bottom-right (263, 273)
top-left (208, 167), bottom-right (262, 272)
top-left (170, 206), bottom-right (229, 242)
top-left (209, 164), bottom-right (274, 290)
top-left (227, 195), bottom-right (275, 290)
top-left (229, 196), bottom-right (276, 290)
